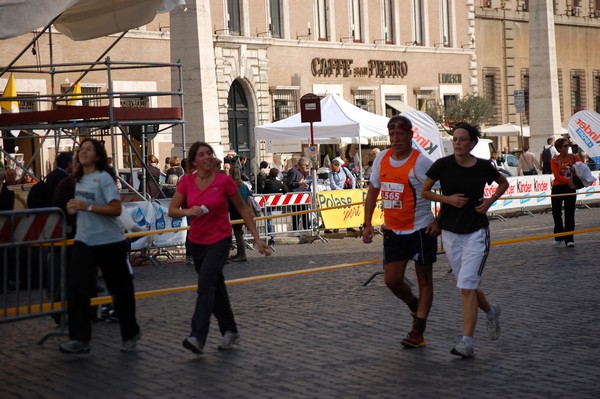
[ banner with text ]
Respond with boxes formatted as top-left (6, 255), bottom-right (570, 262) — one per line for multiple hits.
top-left (486, 172), bottom-right (600, 212)
top-left (318, 172), bottom-right (600, 229)
top-left (568, 110), bottom-right (600, 165)
top-left (317, 188), bottom-right (384, 229)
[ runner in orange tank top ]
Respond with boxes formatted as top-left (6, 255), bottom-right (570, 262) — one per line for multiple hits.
top-left (363, 115), bottom-right (440, 349)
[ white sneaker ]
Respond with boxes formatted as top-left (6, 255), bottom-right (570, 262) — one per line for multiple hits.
top-left (182, 336), bottom-right (204, 354)
top-left (566, 242), bottom-right (575, 248)
top-left (553, 241), bottom-right (563, 247)
top-left (218, 331), bottom-right (240, 350)
top-left (486, 304), bottom-right (501, 340)
top-left (121, 330), bottom-right (142, 352)
top-left (59, 340), bottom-right (90, 354)
top-left (451, 339), bottom-right (475, 358)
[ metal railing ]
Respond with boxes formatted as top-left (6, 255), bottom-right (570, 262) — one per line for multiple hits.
top-left (0, 208), bottom-right (67, 343)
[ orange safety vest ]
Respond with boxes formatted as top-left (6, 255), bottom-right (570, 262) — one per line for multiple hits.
top-left (379, 149), bottom-right (420, 230)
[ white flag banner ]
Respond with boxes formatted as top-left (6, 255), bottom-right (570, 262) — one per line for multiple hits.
top-left (568, 110), bottom-right (600, 164)
top-left (402, 110), bottom-right (445, 162)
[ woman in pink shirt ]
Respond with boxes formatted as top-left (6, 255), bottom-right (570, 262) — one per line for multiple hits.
top-left (169, 142), bottom-right (270, 355)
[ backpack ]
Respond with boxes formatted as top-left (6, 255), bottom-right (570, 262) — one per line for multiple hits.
top-left (26, 180), bottom-right (48, 208)
top-left (541, 146), bottom-right (552, 164)
top-left (166, 173), bottom-right (180, 185)
top-left (166, 166), bottom-right (184, 185)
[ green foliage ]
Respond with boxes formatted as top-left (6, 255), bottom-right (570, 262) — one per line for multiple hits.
top-left (424, 94), bottom-right (496, 132)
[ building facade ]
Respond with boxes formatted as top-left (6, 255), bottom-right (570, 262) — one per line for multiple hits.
top-left (0, 14), bottom-right (174, 177)
top-left (171, 0), bottom-right (475, 171)
top-left (475, 0), bottom-right (600, 152)
top-left (4, 0), bottom-right (600, 177)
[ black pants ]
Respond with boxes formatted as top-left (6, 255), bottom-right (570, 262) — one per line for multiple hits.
top-left (291, 205), bottom-right (308, 231)
top-left (67, 240), bottom-right (139, 342)
top-left (551, 184), bottom-right (576, 243)
top-left (188, 237), bottom-right (237, 346)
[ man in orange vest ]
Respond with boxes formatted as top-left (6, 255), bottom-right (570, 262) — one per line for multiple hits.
top-left (363, 115), bottom-right (440, 348)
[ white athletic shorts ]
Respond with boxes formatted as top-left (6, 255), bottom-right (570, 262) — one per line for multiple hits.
top-left (442, 228), bottom-right (490, 289)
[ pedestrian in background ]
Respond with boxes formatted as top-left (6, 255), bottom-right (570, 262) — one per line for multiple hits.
top-left (490, 151), bottom-right (510, 177)
top-left (263, 167), bottom-right (287, 245)
top-left (45, 152), bottom-right (73, 203)
top-left (228, 166), bottom-right (253, 262)
top-left (223, 162), bottom-right (231, 176)
top-left (328, 159), bottom-right (355, 190)
top-left (422, 122), bottom-right (508, 358)
top-left (550, 137), bottom-right (581, 248)
top-left (5, 168), bottom-right (17, 186)
top-left (166, 156), bottom-right (185, 185)
top-left (138, 154), bottom-right (161, 199)
top-left (363, 115), bottom-right (440, 349)
top-left (256, 160), bottom-right (269, 194)
top-left (540, 137), bottom-right (559, 174)
top-left (60, 138), bottom-right (141, 354)
top-left (286, 157), bottom-right (310, 231)
top-left (168, 142), bottom-right (270, 355)
top-left (517, 145), bottom-right (541, 176)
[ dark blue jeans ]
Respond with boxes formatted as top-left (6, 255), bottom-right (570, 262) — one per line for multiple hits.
top-left (68, 240), bottom-right (139, 342)
top-left (188, 237), bottom-right (237, 346)
top-left (551, 184), bottom-right (576, 243)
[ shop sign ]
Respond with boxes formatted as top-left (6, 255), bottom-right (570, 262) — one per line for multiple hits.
top-left (438, 73), bottom-right (462, 84)
top-left (311, 58), bottom-right (408, 79)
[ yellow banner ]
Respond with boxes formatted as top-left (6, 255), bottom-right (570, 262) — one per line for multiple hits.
top-left (316, 188), bottom-right (384, 229)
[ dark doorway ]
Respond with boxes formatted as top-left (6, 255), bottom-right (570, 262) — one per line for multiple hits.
top-left (227, 81), bottom-right (251, 177)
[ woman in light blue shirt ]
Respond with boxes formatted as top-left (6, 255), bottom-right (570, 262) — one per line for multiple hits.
top-left (60, 138), bottom-right (140, 355)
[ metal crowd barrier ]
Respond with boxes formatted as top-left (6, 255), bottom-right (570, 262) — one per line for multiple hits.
top-left (0, 208), bottom-right (67, 337)
top-left (250, 192), bottom-right (319, 242)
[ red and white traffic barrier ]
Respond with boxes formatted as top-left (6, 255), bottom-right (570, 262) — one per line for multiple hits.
top-left (255, 193), bottom-right (312, 207)
top-left (0, 211), bottom-right (65, 244)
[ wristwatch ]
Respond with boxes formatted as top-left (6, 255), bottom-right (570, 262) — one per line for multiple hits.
top-left (87, 203), bottom-right (93, 212)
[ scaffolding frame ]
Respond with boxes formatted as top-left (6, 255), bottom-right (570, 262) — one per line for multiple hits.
top-left (0, 57), bottom-right (186, 200)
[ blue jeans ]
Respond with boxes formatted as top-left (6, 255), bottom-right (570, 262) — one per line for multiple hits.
top-left (188, 237), bottom-right (237, 346)
top-left (266, 208), bottom-right (273, 237)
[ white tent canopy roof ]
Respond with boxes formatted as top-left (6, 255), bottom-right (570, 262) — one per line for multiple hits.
top-left (482, 122), bottom-right (530, 137)
top-left (0, 0), bottom-right (185, 41)
top-left (254, 94), bottom-right (390, 143)
top-left (385, 100), bottom-right (415, 114)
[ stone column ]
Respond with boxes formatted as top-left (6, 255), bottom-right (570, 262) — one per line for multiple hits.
top-left (529, 0), bottom-right (562, 154)
top-left (170, 1), bottom-right (223, 159)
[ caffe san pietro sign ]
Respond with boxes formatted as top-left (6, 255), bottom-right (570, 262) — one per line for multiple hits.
top-left (311, 58), bottom-right (408, 79)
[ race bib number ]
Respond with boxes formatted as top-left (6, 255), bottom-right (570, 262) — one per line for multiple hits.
top-left (381, 182), bottom-right (404, 209)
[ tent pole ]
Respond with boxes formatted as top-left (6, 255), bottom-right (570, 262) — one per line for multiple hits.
top-left (358, 140), bottom-right (363, 183)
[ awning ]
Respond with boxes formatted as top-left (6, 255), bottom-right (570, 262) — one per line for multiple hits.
top-left (482, 123), bottom-right (529, 137)
top-left (0, 0), bottom-right (186, 41)
top-left (385, 100), bottom-right (415, 114)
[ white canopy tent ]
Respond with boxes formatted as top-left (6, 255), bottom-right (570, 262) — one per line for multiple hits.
top-left (255, 94), bottom-right (390, 179)
top-left (482, 123), bottom-right (530, 137)
top-left (255, 94), bottom-right (444, 181)
top-left (0, 0), bottom-right (186, 41)
top-left (255, 94), bottom-right (390, 144)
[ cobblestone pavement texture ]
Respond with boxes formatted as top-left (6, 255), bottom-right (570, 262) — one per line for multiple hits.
top-left (1, 208), bottom-right (600, 398)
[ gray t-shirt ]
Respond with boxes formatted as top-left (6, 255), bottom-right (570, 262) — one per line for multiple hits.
top-left (74, 170), bottom-right (124, 245)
